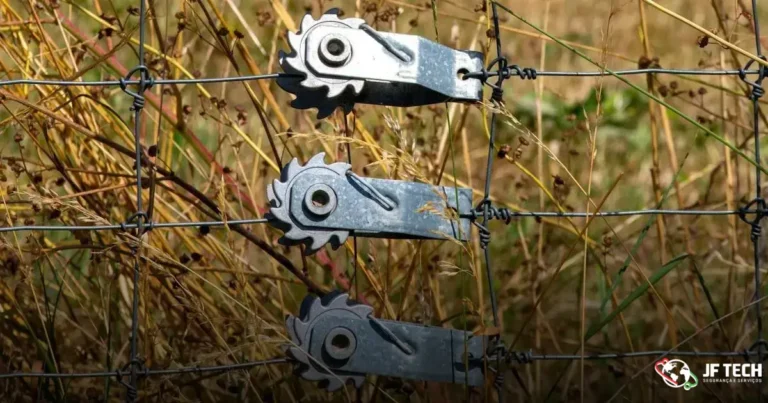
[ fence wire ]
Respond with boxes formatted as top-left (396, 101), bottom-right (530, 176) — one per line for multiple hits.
top-left (0, 0), bottom-right (765, 401)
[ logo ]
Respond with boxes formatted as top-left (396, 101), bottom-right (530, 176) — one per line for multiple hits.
top-left (702, 363), bottom-right (762, 384)
top-left (654, 358), bottom-right (699, 390)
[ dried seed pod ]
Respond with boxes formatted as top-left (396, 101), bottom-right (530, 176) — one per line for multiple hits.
top-left (638, 55), bottom-right (652, 69)
top-left (697, 34), bottom-right (710, 48)
top-left (497, 144), bottom-right (511, 158)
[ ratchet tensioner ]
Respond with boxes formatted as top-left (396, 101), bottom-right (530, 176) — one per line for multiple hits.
top-left (278, 9), bottom-right (484, 118)
top-left (286, 292), bottom-right (488, 391)
top-left (266, 152), bottom-right (474, 254)
top-left (267, 153), bottom-right (488, 390)
top-left (272, 9), bottom-right (494, 391)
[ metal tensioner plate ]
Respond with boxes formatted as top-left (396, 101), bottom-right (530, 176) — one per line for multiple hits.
top-left (288, 173), bottom-right (473, 241)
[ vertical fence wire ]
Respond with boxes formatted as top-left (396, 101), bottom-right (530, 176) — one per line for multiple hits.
top-left (479, 2), bottom-right (507, 402)
top-left (484, 1), bottom-right (768, 401)
top-left (746, 1), bottom-right (767, 401)
top-left (123, 0), bottom-right (150, 400)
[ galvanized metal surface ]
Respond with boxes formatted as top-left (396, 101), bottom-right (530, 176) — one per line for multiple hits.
top-left (267, 153), bottom-right (472, 255)
top-left (289, 175), bottom-right (472, 239)
top-left (267, 153), bottom-right (352, 254)
top-left (277, 9), bottom-right (483, 118)
top-left (285, 293), bottom-right (486, 391)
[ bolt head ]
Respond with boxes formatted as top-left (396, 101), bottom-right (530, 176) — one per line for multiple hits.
top-left (318, 34), bottom-right (352, 67)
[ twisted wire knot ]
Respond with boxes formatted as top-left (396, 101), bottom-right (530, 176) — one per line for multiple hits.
top-left (471, 199), bottom-right (494, 249)
top-left (463, 65), bottom-right (538, 83)
top-left (119, 65), bottom-right (155, 111)
top-left (747, 339), bottom-right (768, 362)
top-left (739, 56), bottom-right (767, 101)
top-left (486, 340), bottom-right (506, 389)
top-left (463, 69), bottom-right (490, 82)
top-left (466, 201), bottom-right (515, 221)
top-left (753, 85), bottom-right (765, 100)
top-left (125, 384), bottom-right (138, 402)
top-left (494, 371), bottom-right (505, 388)
top-left (122, 358), bottom-right (149, 377)
top-left (508, 350), bottom-right (534, 365)
top-left (738, 197), bottom-right (766, 242)
top-left (462, 61), bottom-right (536, 106)
top-left (116, 359), bottom-right (148, 402)
top-left (469, 205), bottom-right (514, 224)
top-left (467, 201), bottom-right (523, 249)
top-left (505, 65), bottom-right (538, 80)
top-left (121, 211), bottom-right (153, 235)
top-left (486, 57), bottom-right (508, 103)
top-left (479, 230), bottom-right (490, 248)
top-left (487, 340), bottom-right (506, 357)
top-left (486, 341), bottom-right (533, 366)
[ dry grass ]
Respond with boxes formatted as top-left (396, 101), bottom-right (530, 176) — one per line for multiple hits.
top-left (0, 0), bottom-right (767, 401)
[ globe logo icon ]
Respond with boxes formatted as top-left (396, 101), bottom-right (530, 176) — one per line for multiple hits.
top-left (654, 358), bottom-right (699, 390)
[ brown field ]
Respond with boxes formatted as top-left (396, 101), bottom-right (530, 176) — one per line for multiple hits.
top-left (0, 0), bottom-right (767, 401)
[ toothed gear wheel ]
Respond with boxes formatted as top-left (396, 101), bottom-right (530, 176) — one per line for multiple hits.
top-left (267, 152), bottom-right (351, 254)
top-left (286, 292), bottom-right (373, 391)
top-left (278, 9), bottom-right (366, 119)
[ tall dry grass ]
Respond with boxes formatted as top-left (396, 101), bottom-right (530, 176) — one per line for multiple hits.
top-left (0, 0), bottom-right (766, 401)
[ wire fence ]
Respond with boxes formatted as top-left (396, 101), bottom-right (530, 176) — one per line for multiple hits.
top-left (0, 0), bottom-right (766, 402)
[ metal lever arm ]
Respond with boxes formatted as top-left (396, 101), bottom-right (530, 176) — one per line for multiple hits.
top-left (303, 25), bottom-right (484, 106)
top-left (278, 9), bottom-right (484, 118)
top-left (287, 173), bottom-right (473, 240)
top-left (286, 292), bottom-right (487, 391)
top-left (267, 153), bottom-right (473, 254)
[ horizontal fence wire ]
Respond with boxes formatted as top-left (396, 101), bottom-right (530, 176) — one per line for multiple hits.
top-left (0, 218), bottom-right (270, 233)
top-left (462, 208), bottom-right (757, 218)
top-left (529, 351), bottom-right (758, 360)
top-left (471, 67), bottom-right (763, 78)
top-left (0, 209), bottom-right (754, 234)
top-left (0, 73), bottom-right (299, 87)
top-left (2, 350), bottom-right (758, 381)
top-left (0, 358), bottom-right (291, 379)
top-left (0, 68), bottom-right (760, 89)
top-left (483, 0), bottom-right (767, 401)
top-left (0, 0), bottom-right (766, 400)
